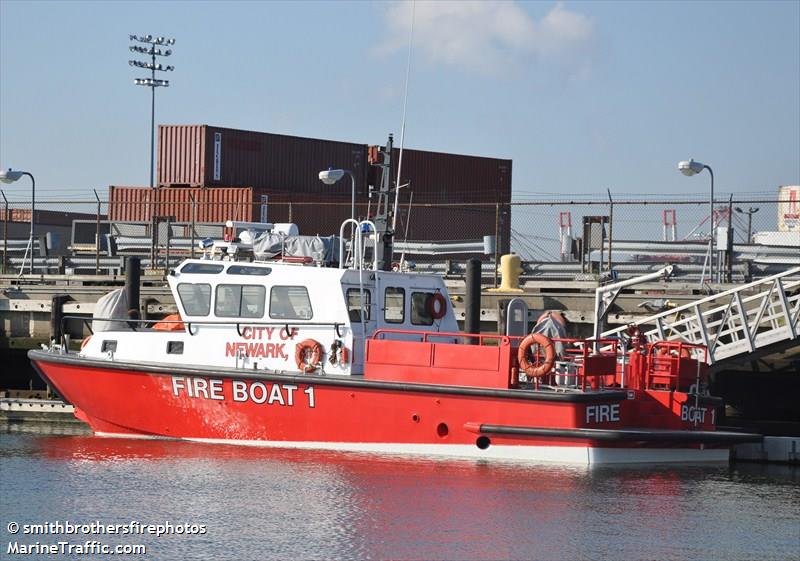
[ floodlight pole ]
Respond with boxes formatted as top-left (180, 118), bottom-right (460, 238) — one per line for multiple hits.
top-left (150, 49), bottom-right (156, 189)
top-left (130, 34), bottom-right (174, 271)
top-left (129, 34), bottom-right (175, 190)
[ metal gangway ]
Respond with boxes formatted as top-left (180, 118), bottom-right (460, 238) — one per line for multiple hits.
top-left (602, 267), bottom-right (800, 365)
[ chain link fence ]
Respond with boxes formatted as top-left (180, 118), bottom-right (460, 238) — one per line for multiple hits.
top-left (0, 192), bottom-right (795, 277)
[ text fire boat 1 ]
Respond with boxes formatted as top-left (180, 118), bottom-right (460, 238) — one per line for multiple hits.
top-left (28, 217), bottom-right (761, 464)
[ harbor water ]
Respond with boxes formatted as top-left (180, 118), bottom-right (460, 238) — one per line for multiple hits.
top-left (1, 427), bottom-right (798, 561)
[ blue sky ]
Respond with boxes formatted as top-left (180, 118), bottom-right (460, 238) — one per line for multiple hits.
top-left (1, 0), bottom-right (798, 204)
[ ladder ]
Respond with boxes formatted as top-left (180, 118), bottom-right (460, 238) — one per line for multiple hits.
top-left (602, 267), bottom-right (800, 365)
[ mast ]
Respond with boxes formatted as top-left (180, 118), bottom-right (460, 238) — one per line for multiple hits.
top-left (369, 134), bottom-right (394, 271)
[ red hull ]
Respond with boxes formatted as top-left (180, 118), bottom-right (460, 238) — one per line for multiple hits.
top-left (29, 351), bottom-right (753, 464)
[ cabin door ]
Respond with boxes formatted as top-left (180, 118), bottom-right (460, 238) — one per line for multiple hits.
top-left (343, 284), bottom-right (377, 372)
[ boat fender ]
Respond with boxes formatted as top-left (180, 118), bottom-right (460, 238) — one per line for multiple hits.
top-left (426, 292), bottom-right (448, 320)
top-left (295, 339), bottom-right (323, 373)
top-left (329, 340), bottom-right (340, 365)
top-left (340, 345), bottom-right (350, 365)
top-left (80, 335), bottom-right (92, 352)
top-left (517, 333), bottom-right (556, 378)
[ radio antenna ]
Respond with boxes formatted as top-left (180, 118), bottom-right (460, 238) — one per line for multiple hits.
top-left (392, 0), bottom-right (415, 232)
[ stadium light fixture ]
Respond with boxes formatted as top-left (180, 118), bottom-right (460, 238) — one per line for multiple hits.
top-left (129, 33), bottom-right (175, 189)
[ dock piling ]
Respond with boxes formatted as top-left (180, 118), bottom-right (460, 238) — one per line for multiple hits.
top-left (126, 256), bottom-right (141, 320)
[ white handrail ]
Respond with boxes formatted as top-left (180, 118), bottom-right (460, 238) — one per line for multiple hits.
top-left (338, 219), bottom-right (380, 271)
top-left (338, 219), bottom-right (361, 270)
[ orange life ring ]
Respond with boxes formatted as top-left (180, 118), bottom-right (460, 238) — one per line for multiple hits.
top-left (295, 339), bottom-right (323, 373)
top-left (517, 333), bottom-right (556, 378)
top-left (426, 292), bottom-right (448, 319)
top-left (80, 335), bottom-right (92, 351)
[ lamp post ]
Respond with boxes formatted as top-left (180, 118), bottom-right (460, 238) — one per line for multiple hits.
top-left (129, 34), bottom-right (175, 189)
top-left (678, 159), bottom-right (714, 283)
top-left (318, 168), bottom-right (356, 224)
top-left (735, 206), bottom-right (759, 242)
top-left (0, 168), bottom-right (35, 274)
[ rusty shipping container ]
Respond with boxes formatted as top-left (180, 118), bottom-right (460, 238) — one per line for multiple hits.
top-left (108, 186), bottom-right (256, 223)
top-left (157, 125), bottom-right (368, 195)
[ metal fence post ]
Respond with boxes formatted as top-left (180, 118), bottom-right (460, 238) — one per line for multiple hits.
top-left (607, 188), bottom-right (614, 272)
top-left (190, 193), bottom-right (196, 259)
top-left (727, 195), bottom-right (734, 282)
top-left (93, 189), bottom-right (101, 275)
top-left (1, 190), bottom-right (7, 275)
top-left (494, 202), bottom-right (500, 288)
top-left (148, 190), bottom-right (155, 271)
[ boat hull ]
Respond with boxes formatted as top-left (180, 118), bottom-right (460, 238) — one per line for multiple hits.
top-left (29, 351), bottom-right (750, 465)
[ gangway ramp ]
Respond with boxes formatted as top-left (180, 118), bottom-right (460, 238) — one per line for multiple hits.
top-left (602, 267), bottom-right (800, 366)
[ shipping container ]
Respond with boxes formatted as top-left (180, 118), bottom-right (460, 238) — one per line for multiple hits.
top-left (7, 209), bottom-right (99, 227)
top-left (152, 125), bottom-right (512, 250)
top-left (158, 126), bottom-right (512, 205)
top-left (157, 125), bottom-right (368, 195)
top-left (778, 185), bottom-right (800, 232)
top-left (107, 186), bottom-right (506, 255)
top-left (380, 147), bottom-right (512, 205)
top-left (108, 186), bottom-right (255, 223)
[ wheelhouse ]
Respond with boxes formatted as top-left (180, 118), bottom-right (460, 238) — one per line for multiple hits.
top-left (81, 256), bottom-right (458, 376)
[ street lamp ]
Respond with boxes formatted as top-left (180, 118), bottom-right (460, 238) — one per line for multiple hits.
top-left (0, 168), bottom-right (35, 274)
top-left (129, 34), bottom-right (175, 189)
top-left (678, 158), bottom-right (715, 282)
top-left (319, 168), bottom-right (356, 224)
top-left (735, 206), bottom-right (759, 242)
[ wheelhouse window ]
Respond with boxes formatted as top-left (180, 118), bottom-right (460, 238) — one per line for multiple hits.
top-left (215, 284), bottom-right (266, 318)
top-left (227, 265), bottom-right (272, 276)
top-left (180, 263), bottom-right (224, 274)
top-left (411, 292), bottom-right (434, 326)
top-left (177, 283), bottom-right (211, 316)
top-left (384, 287), bottom-right (405, 324)
top-left (347, 289), bottom-right (371, 322)
top-left (270, 286), bottom-right (313, 320)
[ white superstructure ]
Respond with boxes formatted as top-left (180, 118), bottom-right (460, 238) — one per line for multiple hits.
top-left (80, 258), bottom-right (459, 376)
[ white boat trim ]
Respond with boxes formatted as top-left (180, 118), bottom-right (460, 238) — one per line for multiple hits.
top-left (94, 432), bottom-right (730, 465)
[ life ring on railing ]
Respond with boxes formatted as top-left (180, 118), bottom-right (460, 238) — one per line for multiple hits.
top-left (295, 339), bottom-right (323, 373)
top-left (517, 333), bottom-right (556, 378)
top-left (80, 335), bottom-right (92, 352)
top-left (426, 292), bottom-right (448, 319)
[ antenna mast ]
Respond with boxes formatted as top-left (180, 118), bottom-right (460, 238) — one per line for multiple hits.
top-left (391, 0), bottom-right (415, 232)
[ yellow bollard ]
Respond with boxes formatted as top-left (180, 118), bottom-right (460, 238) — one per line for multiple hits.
top-left (487, 254), bottom-right (524, 293)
